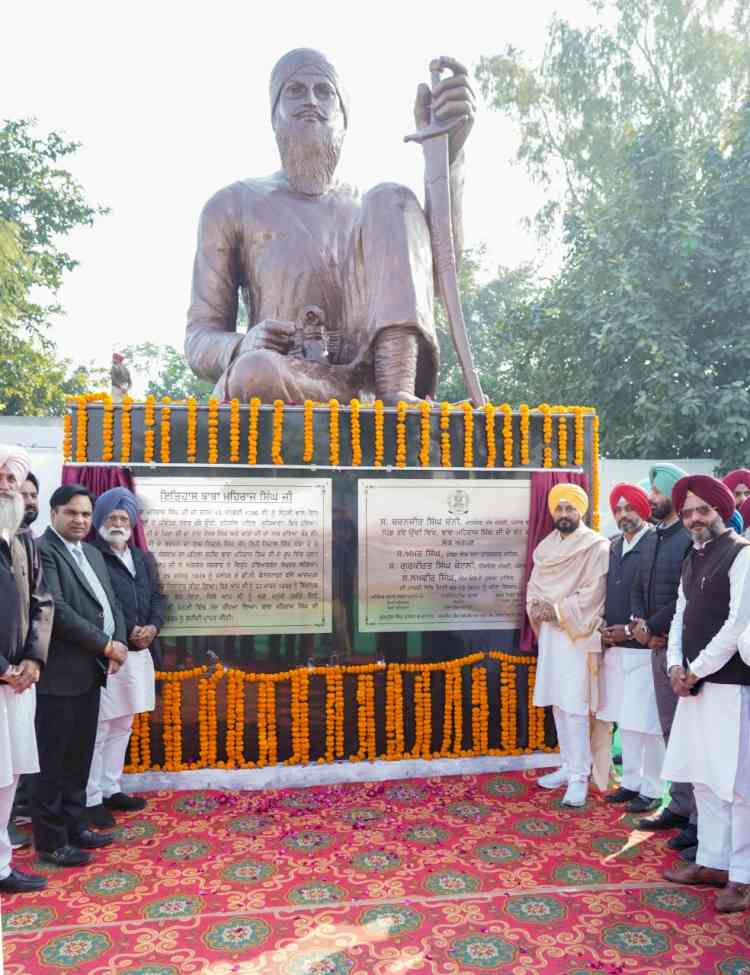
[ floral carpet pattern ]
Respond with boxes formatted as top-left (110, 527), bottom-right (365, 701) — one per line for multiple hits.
top-left (2, 771), bottom-right (749, 973)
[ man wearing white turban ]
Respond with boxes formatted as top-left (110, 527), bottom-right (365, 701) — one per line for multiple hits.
top-left (526, 483), bottom-right (611, 807)
top-left (0, 445), bottom-right (53, 893)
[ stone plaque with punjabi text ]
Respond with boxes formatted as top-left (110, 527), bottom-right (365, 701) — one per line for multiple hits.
top-left (358, 479), bottom-right (530, 632)
top-left (134, 477), bottom-right (331, 636)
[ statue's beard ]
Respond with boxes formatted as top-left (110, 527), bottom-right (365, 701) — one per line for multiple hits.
top-left (0, 493), bottom-right (24, 536)
top-left (275, 117), bottom-right (344, 196)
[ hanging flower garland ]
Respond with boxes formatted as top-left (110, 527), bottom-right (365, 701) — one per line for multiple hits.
top-left (160, 397), bottom-right (172, 464)
top-left (483, 403), bottom-right (496, 468)
top-left (539, 402), bottom-right (552, 468)
top-left (557, 413), bottom-right (568, 468)
top-left (471, 665), bottom-right (489, 755)
top-left (395, 400), bottom-right (407, 468)
top-left (500, 403), bottom-right (513, 467)
top-left (229, 398), bottom-right (241, 463)
top-left (141, 395), bottom-right (155, 463)
top-left (373, 400), bottom-right (385, 467)
top-left (75, 395), bottom-right (88, 463)
top-left (302, 400), bottom-right (315, 463)
top-left (207, 398), bottom-right (219, 464)
top-left (247, 397), bottom-right (260, 464)
top-left (419, 400), bottom-right (431, 467)
top-left (439, 401), bottom-right (451, 467)
top-left (120, 395), bottom-right (133, 464)
top-left (329, 398), bottom-right (340, 466)
top-left (350, 398), bottom-right (362, 466)
top-left (573, 406), bottom-right (585, 466)
top-left (101, 394), bottom-right (114, 462)
top-left (271, 399), bottom-right (284, 465)
top-left (519, 403), bottom-right (530, 465)
top-left (462, 402), bottom-right (474, 467)
top-left (499, 659), bottom-right (518, 752)
top-left (63, 411), bottom-right (73, 463)
top-left (186, 397), bottom-right (198, 464)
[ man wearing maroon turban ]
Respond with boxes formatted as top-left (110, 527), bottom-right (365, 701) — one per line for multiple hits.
top-left (185, 48), bottom-right (475, 405)
top-left (599, 484), bottom-right (664, 814)
top-left (722, 469), bottom-right (750, 510)
top-left (661, 474), bottom-right (750, 913)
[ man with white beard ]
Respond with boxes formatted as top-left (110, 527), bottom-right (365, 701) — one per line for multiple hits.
top-left (185, 48), bottom-right (475, 404)
top-left (86, 488), bottom-right (161, 828)
top-left (0, 446), bottom-right (53, 893)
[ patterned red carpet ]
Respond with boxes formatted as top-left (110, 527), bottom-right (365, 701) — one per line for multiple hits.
top-left (2, 770), bottom-right (749, 974)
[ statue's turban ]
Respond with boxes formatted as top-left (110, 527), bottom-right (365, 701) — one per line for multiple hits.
top-left (0, 445), bottom-right (31, 486)
top-left (609, 482), bottom-right (650, 521)
top-left (548, 482), bottom-right (589, 517)
top-left (270, 48), bottom-right (349, 126)
top-left (672, 474), bottom-right (735, 523)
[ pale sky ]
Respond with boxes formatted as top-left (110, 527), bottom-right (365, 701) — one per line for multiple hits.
top-left (2, 0), bottom-right (599, 373)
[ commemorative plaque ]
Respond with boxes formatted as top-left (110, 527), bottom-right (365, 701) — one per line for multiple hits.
top-left (358, 478), bottom-right (530, 632)
top-left (135, 476), bottom-right (332, 636)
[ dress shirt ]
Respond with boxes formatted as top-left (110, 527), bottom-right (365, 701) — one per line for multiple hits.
top-left (52, 529), bottom-right (116, 638)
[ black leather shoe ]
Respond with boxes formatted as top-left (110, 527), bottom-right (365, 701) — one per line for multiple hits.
top-left (667, 824), bottom-right (699, 851)
top-left (0, 868), bottom-right (48, 892)
top-left (38, 845), bottom-right (91, 867)
top-left (680, 844), bottom-right (698, 863)
top-left (87, 804), bottom-right (116, 829)
top-left (70, 829), bottom-right (114, 849)
top-left (605, 786), bottom-right (639, 804)
top-left (626, 795), bottom-right (661, 814)
top-left (637, 807), bottom-right (689, 831)
top-left (8, 820), bottom-right (31, 849)
top-left (103, 792), bottom-right (147, 812)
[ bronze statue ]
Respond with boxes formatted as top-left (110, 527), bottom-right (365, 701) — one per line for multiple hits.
top-left (185, 49), bottom-right (476, 405)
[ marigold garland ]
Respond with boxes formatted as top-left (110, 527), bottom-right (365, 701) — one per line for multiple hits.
top-left (483, 403), bottom-right (496, 468)
top-left (143, 395), bottom-right (156, 464)
top-left (101, 394), bottom-right (114, 462)
top-left (373, 400), bottom-right (385, 467)
top-left (74, 395), bottom-right (88, 463)
top-left (229, 398), bottom-right (241, 463)
top-left (160, 397), bottom-right (172, 464)
top-left (395, 400), bottom-right (407, 468)
top-left (500, 403), bottom-right (513, 467)
top-left (271, 399), bottom-right (284, 465)
top-left (302, 400), bottom-right (315, 463)
top-left (557, 413), bottom-right (568, 467)
top-left (186, 397), bottom-right (198, 464)
top-left (62, 411), bottom-right (73, 462)
top-left (591, 413), bottom-right (601, 531)
top-left (439, 401), bottom-right (451, 467)
top-left (247, 397), bottom-right (261, 464)
top-left (328, 398), bottom-right (340, 466)
top-left (120, 395), bottom-right (133, 464)
top-left (519, 403), bottom-right (530, 466)
top-left (462, 402), bottom-right (474, 467)
top-left (418, 401), bottom-right (431, 467)
top-left (207, 398), bottom-right (219, 464)
top-left (350, 398), bottom-right (362, 466)
top-left (573, 406), bottom-right (585, 466)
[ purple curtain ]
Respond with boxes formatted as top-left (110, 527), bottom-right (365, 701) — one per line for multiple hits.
top-left (518, 470), bottom-right (590, 653)
top-left (61, 464), bottom-right (149, 550)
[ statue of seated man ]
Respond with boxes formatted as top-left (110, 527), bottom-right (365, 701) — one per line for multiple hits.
top-left (185, 48), bottom-right (474, 404)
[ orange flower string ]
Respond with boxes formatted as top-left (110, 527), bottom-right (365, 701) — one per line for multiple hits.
top-left (229, 398), bottom-right (241, 463)
top-left (483, 403), bottom-right (496, 468)
top-left (373, 400), bottom-right (384, 467)
top-left (303, 400), bottom-right (314, 463)
top-left (186, 397), bottom-right (197, 464)
top-left (160, 397), bottom-right (172, 464)
top-left (329, 398), bottom-right (340, 465)
top-left (439, 401), bottom-right (451, 467)
top-left (271, 400), bottom-right (284, 465)
top-left (247, 397), bottom-right (260, 464)
top-left (395, 400), bottom-right (407, 468)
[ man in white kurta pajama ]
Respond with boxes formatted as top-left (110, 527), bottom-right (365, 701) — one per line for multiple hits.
top-left (662, 474), bottom-right (750, 914)
top-left (528, 483), bottom-right (611, 808)
top-left (0, 446), bottom-right (53, 893)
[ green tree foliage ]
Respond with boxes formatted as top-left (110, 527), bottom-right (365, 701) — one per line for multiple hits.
top-left (474, 0), bottom-right (750, 465)
top-left (119, 343), bottom-right (214, 400)
top-left (0, 118), bottom-right (106, 415)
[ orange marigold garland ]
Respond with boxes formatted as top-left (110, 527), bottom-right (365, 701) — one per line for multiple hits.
top-left (373, 399), bottom-right (385, 467)
top-left (500, 403), bottom-right (513, 467)
top-left (328, 398), bottom-right (340, 466)
top-left (395, 400), bottom-right (407, 468)
top-left (557, 413), bottom-right (568, 467)
top-left (160, 397), bottom-right (172, 464)
top-left (229, 398), bottom-right (241, 463)
top-left (303, 400), bottom-right (315, 463)
top-left (573, 406), bottom-right (585, 466)
top-left (101, 394), bottom-right (114, 462)
top-left (63, 410), bottom-right (73, 462)
top-left (119, 395), bottom-right (132, 464)
top-left (439, 401), bottom-right (451, 467)
top-left (207, 398), bottom-right (219, 464)
top-left (350, 399), bottom-right (362, 466)
top-left (462, 402), bottom-right (474, 467)
top-left (247, 396), bottom-right (260, 464)
top-left (519, 403), bottom-right (530, 466)
top-left (271, 399), bottom-right (284, 465)
top-left (418, 400), bottom-right (431, 467)
top-left (143, 394), bottom-right (156, 464)
top-left (186, 397), bottom-right (198, 464)
top-left (539, 402), bottom-right (552, 468)
top-left (483, 403), bottom-right (496, 468)
top-left (75, 395), bottom-right (88, 463)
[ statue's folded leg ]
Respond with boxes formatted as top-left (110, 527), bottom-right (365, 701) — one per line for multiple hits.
top-left (215, 348), bottom-right (368, 403)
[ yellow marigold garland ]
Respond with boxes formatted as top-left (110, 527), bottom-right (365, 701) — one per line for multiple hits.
top-left (186, 397), bottom-right (197, 464)
top-left (573, 406), bottom-right (585, 466)
top-left (462, 402), bottom-right (474, 467)
top-left (419, 400), bottom-right (431, 467)
top-left (439, 401), bottom-right (451, 467)
top-left (500, 403), bottom-right (513, 467)
top-left (101, 394), bottom-right (114, 462)
top-left (557, 413), bottom-right (568, 467)
top-left (270, 399), bottom-right (284, 465)
top-left (247, 397), bottom-right (260, 464)
top-left (229, 398), bottom-right (241, 463)
top-left (63, 411), bottom-right (73, 462)
top-left (483, 403), bottom-right (496, 468)
top-left (395, 400), bottom-right (407, 468)
top-left (207, 398), bottom-right (219, 465)
top-left (519, 403), bottom-right (530, 466)
top-left (120, 395), bottom-right (132, 464)
top-left (373, 400), bottom-right (385, 467)
top-left (160, 397), bottom-right (172, 464)
top-left (329, 398), bottom-right (340, 466)
top-left (302, 400), bottom-right (315, 463)
top-left (74, 395), bottom-right (88, 463)
top-left (539, 402), bottom-right (552, 468)
top-left (143, 395), bottom-right (156, 464)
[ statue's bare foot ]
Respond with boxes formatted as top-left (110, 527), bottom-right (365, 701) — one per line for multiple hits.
top-left (380, 391), bottom-right (427, 407)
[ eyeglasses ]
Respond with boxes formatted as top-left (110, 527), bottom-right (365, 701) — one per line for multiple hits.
top-left (680, 505), bottom-right (712, 520)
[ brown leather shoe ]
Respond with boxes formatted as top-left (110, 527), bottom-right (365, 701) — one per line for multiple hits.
top-left (715, 882), bottom-right (750, 913)
top-left (662, 861), bottom-right (728, 887)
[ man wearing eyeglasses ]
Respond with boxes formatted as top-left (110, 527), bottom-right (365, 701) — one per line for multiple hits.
top-left (661, 474), bottom-right (750, 914)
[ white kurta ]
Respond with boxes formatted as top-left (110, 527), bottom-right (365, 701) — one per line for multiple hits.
top-left (662, 544), bottom-right (750, 801)
top-left (533, 622), bottom-right (596, 716)
top-left (99, 649), bottom-right (155, 721)
top-left (0, 684), bottom-right (39, 788)
top-left (598, 646), bottom-right (662, 734)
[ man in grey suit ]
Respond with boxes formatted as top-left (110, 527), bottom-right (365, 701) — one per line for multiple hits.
top-left (33, 485), bottom-right (128, 867)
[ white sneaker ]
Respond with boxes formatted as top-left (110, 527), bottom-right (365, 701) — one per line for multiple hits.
top-left (537, 766), bottom-right (569, 789)
top-left (561, 778), bottom-right (588, 807)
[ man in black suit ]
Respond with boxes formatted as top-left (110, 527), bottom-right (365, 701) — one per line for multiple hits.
top-left (33, 485), bottom-right (128, 867)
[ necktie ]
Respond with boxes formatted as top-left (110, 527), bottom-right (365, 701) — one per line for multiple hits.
top-left (71, 546), bottom-right (116, 638)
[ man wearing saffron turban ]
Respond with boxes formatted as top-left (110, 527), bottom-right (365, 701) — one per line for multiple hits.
top-left (185, 48), bottom-right (475, 404)
top-left (661, 474), bottom-right (750, 913)
top-left (526, 483), bottom-right (611, 808)
top-left (598, 484), bottom-right (664, 814)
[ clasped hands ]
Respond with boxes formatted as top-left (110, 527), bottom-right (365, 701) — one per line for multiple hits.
top-left (602, 617), bottom-right (666, 650)
top-left (668, 664), bottom-right (699, 697)
top-left (129, 624), bottom-right (157, 650)
top-left (0, 659), bottom-right (40, 693)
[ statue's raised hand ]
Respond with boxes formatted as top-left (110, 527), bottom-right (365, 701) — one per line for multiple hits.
top-left (239, 319), bottom-right (295, 356)
top-left (414, 56), bottom-right (475, 164)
